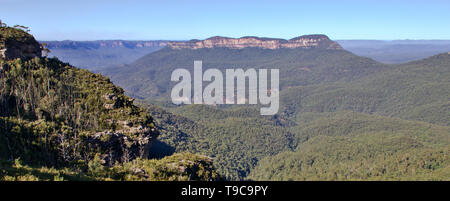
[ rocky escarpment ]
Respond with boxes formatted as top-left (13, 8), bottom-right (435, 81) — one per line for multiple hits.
top-left (88, 131), bottom-right (156, 166)
top-left (167, 34), bottom-right (342, 50)
top-left (1, 25), bottom-right (159, 167)
top-left (0, 26), bottom-right (42, 60)
top-left (0, 24), bottom-right (222, 181)
top-left (87, 93), bottom-right (158, 166)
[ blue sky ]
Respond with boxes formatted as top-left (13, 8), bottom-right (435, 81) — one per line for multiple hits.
top-left (1, 0), bottom-right (450, 40)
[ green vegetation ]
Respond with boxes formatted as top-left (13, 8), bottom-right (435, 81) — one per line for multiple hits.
top-left (142, 103), bottom-right (299, 180)
top-left (249, 138), bottom-right (449, 181)
top-left (278, 53), bottom-right (450, 126)
top-left (248, 111), bottom-right (450, 180)
top-left (0, 56), bottom-right (155, 165)
top-left (146, 104), bottom-right (450, 180)
top-left (109, 41), bottom-right (450, 181)
top-left (2, 22), bottom-right (449, 181)
top-left (0, 25), bottom-right (220, 181)
top-left (0, 153), bottom-right (219, 181)
top-left (1, 25), bottom-right (33, 45)
top-left (101, 47), bottom-right (386, 100)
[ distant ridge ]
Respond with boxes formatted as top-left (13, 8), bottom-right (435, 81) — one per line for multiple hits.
top-left (167, 34), bottom-right (342, 50)
top-left (42, 40), bottom-right (169, 49)
top-left (40, 40), bottom-right (169, 70)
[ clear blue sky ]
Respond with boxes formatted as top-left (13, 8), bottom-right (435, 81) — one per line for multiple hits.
top-left (1, 0), bottom-right (450, 40)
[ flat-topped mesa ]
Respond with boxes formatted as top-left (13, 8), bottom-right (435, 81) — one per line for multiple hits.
top-left (167, 34), bottom-right (342, 50)
top-left (285, 35), bottom-right (343, 49)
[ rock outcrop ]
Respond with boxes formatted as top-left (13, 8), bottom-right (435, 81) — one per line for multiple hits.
top-left (167, 34), bottom-right (342, 50)
top-left (83, 92), bottom-right (160, 166)
top-left (0, 27), bottom-right (42, 60)
top-left (88, 129), bottom-right (157, 166)
top-left (1, 25), bottom-right (160, 169)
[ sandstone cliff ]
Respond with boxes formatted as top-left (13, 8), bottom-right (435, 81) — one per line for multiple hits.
top-left (167, 34), bottom-right (342, 50)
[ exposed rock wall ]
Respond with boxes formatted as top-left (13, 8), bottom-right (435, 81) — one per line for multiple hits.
top-left (167, 34), bottom-right (342, 50)
top-left (0, 28), bottom-right (42, 60)
top-left (88, 130), bottom-right (157, 166)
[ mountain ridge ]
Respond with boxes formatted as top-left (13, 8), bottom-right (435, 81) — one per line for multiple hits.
top-left (42, 40), bottom-right (169, 49)
top-left (106, 40), bottom-right (449, 179)
top-left (167, 34), bottom-right (342, 50)
top-left (101, 46), bottom-right (384, 100)
top-left (39, 40), bottom-right (169, 70)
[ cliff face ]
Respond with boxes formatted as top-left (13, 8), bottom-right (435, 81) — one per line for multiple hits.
top-left (0, 27), bottom-right (42, 59)
top-left (167, 34), bottom-right (342, 50)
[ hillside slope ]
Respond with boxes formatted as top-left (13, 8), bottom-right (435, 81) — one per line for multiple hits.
top-left (0, 25), bottom-right (220, 181)
top-left (101, 35), bottom-right (386, 100)
top-left (279, 52), bottom-right (450, 126)
top-left (248, 111), bottom-right (450, 180)
top-left (144, 103), bottom-right (450, 180)
top-left (109, 36), bottom-right (450, 180)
